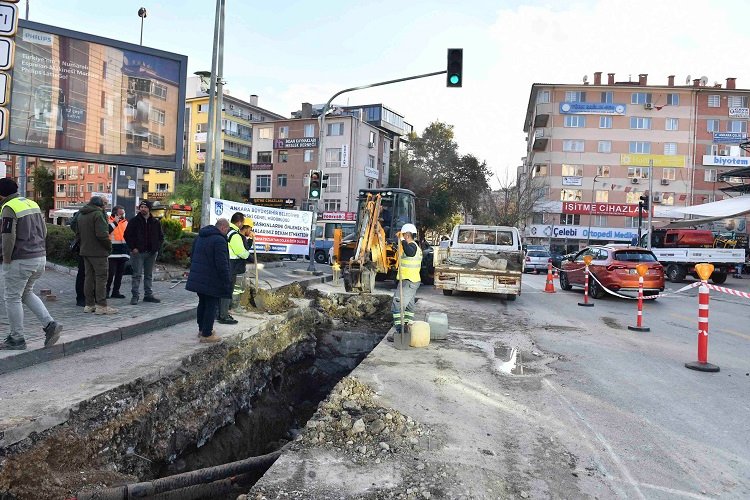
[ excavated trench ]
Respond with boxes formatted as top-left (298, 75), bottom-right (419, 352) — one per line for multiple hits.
top-left (0, 288), bottom-right (392, 500)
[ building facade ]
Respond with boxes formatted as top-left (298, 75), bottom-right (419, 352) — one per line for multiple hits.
top-left (52, 160), bottom-right (113, 210)
top-left (523, 72), bottom-right (750, 253)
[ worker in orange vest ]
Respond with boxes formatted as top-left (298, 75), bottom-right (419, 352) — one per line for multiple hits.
top-left (107, 205), bottom-right (129, 299)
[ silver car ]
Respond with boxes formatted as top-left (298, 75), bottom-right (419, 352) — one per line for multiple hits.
top-left (525, 250), bottom-right (551, 273)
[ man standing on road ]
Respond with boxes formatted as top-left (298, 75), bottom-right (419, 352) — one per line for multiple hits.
top-left (186, 218), bottom-right (232, 343)
top-left (0, 178), bottom-right (63, 350)
top-left (107, 205), bottom-right (129, 298)
top-left (77, 196), bottom-right (117, 315)
top-left (217, 212), bottom-right (251, 325)
top-left (390, 223), bottom-right (422, 335)
top-left (124, 200), bottom-right (164, 305)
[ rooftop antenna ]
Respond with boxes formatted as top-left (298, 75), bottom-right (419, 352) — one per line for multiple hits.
top-left (700, 76), bottom-right (709, 86)
top-left (686, 75), bottom-right (691, 85)
top-left (583, 75), bottom-right (589, 84)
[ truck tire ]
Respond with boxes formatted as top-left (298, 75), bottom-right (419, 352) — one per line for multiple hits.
top-left (442, 289), bottom-right (454, 296)
top-left (559, 271), bottom-right (572, 290)
top-left (314, 250), bottom-right (327, 264)
top-left (710, 272), bottom-right (728, 285)
top-left (666, 264), bottom-right (686, 283)
top-left (504, 293), bottom-right (517, 301)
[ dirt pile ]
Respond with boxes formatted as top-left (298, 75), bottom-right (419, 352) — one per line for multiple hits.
top-left (315, 293), bottom-right (391, 325)
top-left (240, 282), bottom-right (306, 314)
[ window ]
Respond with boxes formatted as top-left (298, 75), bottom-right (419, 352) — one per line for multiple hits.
top-left (666, 118), bottom-right (679, 131)
top-left (367, 155), bottom-right (376, 171)
top-left (536, 90), bottom-right (550, 104)
top-left (559, 214), bottom-right (580, 225)
top-left (564, 91), bottom-right (586, 102)
top-left (630, 117), bottom-right (652, 129)
top-left (532, 164), bottom-right (548, 177)
top-left (258, 127), bottom-right (272, 139)
top-left (197, 103), bottom-right (208, 113)
top-left (196, 123), bottom-right (208, 133)
top-left (278, 126), bottom-right (289, 139)
top-left (369, 131), bottom-right (376, 145)
top-left (562, 140), bottom-right (584, 152)
top-left (708, 95), bottom-right (721, 107)
top-left (256, 151), bottom-right (272, 163)
top-left (598, 141), bottom-right (612, 153)
top-left (561, 164), bottom-right (583, 177)
top-left (327, 122), bottom-right (344, 136)
top-left (600, 91), bottom-right (613, 103)
top-left (324, 199), bottom-right (342, 211)
top-left (304, 123), bottom-right (315, 137)
top-left (592, 215), bottom-right (608, 226)
top-left (625, 217), bottom-right (639, 228)
top-left (627, 167), bottom-right (649, 179)
top-left (149, 108), bottom-right (166, 125)
top-left (69, 167), bottom-right (78, 180)
top-left (705, 169), bottom-right (717, 182)
top-left (565, 115), bottom-right (586, 127)
top-left (86, 183), bottom-right (93, 192)
top-left (56, 183), bottom-right (65, 193)
top-left (325, 148), bottom-right (342, 168)
top-left (327, 173), bottom-right (342, 193)
top-left (560, 189), bottom-right (582, 201)
top-left (663, 143), bottom-right (677, 155)
top-left (659, 192), bottom-right (675, 206)
top-left (278, 150), bottom-right (288, 163)
top-left (599, 116), bottom-right (612, 129)
top-left (707, 119), bottom-right (720, 132)
top-left (100, 118), bottom-right (105, 135)
top-left (666, 93), bottom-right (679, 106)
top-left (149, 133), bottom-right (165, 149)
top-left (304, 149), bottom-right (314, 162)
top-left (662, 168), bottom-right (676, 181)
top-left (629, 141), bottom-right (651, 154)
top-left (597, 165), bottom-right (610, 177)
top-left (367, 178), bottom-right (376, 189)
top-left (156, 183), bottom-right (169, 192)
top-left (151, 82), bottom-right (167, 99)
top-left (631, 92), bottom-right (652, 104)
top-left (595, 190), bottom-right (608, 203)
top-left (99, 165), bottom-right (105, 174)
top-left (256, 174), bottom-right (271, 193)
top-left (625, 191), bottom-right (643, 204)
top-left (728, 95), bottom-right (748, 108)
top-left (727, 120), bottom-right (747, 133)
top-left (88, 164), bottom-right (95, 174)
top-left (277, 174), bottom-right (287, 187)
top-left (98, 183), bottom-right (104, 192)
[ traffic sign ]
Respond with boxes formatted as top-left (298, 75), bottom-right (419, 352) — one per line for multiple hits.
top-left (0, 37), bottom-right (12, 70)
top-left (0, 107), bottom-right (7, 140)
top-left (0, 73), bottom-right (7, 105)
top-left (0, 2), bottom-right (18, 36)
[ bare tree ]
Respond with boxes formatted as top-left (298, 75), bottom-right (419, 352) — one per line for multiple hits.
top-left (473, 168), bottom-right (548, 228)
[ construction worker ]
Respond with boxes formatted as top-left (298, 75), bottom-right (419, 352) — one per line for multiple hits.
top-left (106, 205), bottom-right (129, 299)
top-left (217, 212), bottom-right (252, 324)
top-left (390, 223), bottom-right (422, 336)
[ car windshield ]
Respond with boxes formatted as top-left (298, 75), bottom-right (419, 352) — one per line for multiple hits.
top-left (528, 251), bottom-right (550, 257)
top-left (614, 250), bottom-right (657, 262)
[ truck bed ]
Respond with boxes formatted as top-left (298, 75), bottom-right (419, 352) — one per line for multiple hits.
top-left (651, 248), bottom-right (745, 264)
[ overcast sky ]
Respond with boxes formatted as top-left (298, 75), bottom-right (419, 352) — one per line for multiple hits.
top-left (23, 0), bottom-right (750, 187)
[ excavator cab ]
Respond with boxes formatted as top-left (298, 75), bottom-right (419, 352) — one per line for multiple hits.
top-left (335, 188), bottom-right (417, 293)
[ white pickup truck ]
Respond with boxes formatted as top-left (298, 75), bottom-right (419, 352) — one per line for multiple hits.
top-left (433, 224), bottom-right (524, 300)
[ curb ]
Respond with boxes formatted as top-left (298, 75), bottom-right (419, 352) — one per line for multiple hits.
top-left (0, 274), bottom-right (331, 376)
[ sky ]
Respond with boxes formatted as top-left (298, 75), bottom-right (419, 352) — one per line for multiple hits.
top-left (21, 0), bottom-right (750, 188)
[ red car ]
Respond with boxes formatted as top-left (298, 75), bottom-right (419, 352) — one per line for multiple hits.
top-left (559, 245), bottom-right (665, 299)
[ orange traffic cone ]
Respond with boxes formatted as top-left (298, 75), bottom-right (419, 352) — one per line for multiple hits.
top-left (544, 263), bottom-right (556, 293)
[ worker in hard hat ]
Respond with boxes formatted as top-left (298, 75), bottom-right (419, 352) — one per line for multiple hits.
top-left (390, 223), bottom-right (422, 339)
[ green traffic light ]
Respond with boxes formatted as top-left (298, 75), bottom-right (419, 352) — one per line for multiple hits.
top-left (449, 75), bottom-right (460, 85)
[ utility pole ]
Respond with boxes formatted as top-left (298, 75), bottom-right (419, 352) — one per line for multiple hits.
top-left (211, 0), bottom-right (226, 199)
top-left (647, 159), bottom-right (654, 249)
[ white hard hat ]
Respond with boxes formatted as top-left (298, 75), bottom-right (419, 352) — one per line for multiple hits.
top-left (401, 223), bottom-right (418, 235)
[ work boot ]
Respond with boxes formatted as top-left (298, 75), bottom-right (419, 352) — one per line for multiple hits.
top-left (143, 295), bottom-right (161, 303)
top-left (95, 306), bottom-right (119, 315)
top-left (0, 336), bottom-right (27, 350)
top-left (200, 332), bottom-right (222, 343)
top-left (130, 296), bottom-right (139, 305)
top-left (217, 315), bottom-right (238, 325)
top-left (43, 321), bottom-right (63, 348)
top-left (83, 305), bottom-right (96, 313)
top-left (110, 292), bottom-right (126, 299)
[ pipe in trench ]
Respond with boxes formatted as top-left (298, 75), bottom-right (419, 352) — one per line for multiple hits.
top-left (74, 447), bottom-right (283, 500)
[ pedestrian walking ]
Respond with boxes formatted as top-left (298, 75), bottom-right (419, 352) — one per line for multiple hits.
top-left (124, 200), bottom-right (164, 305)
top-left (0, 178), bottom-right (63, 350)
top-left (217, 212), bottom-right (251, 325)
top-left (76, 196), bottom-right (117, 315)
top-left (390, 223), bottom-right (422, 337)
top-left (107, 205), bottom-right (129, 298)
top-left (186, 218), bottom-right (233, 343)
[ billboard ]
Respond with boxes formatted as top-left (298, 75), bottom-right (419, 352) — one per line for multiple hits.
top-left (0, 20), bottom-right (187, 170)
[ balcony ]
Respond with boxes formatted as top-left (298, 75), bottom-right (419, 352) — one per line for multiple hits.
top-left (224, 129), bottom-right (253, 142)
top-left (224, 149), bottom-right (252, 161)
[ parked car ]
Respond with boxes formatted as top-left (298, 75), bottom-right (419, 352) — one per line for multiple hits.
top-left (559, 245), bottom-right (665, 299)
top-left (550, 252), bottom-right (567, 270)
top-left (524, 250), bottom-right (551, 273)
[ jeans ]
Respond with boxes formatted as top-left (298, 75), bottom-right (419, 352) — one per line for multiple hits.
top-left (219, 274), bottom-right (239, 319)
top-left (76, 256), bottom-right (85, 303)
top-left (391, 280), bottom-right (420, 328)
top-left (83, 256), bottom-right (109, 307)
top-left (107, 257), bottom-right (127, 295)
top-left (2, 257), bottom-right (54, 342)
top-left (197, 293), bottom-right (220, 335)
top-left (130, 251), bottom-right (157, 298)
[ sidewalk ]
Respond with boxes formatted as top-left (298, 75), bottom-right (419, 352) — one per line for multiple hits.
top-left (0, 260), bottom-right (331, 375)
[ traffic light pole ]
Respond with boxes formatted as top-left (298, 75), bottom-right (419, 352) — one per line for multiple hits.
top-left (307, 69), bottom-right (448, 273)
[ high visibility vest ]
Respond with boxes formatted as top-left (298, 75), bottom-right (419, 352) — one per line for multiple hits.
top-left (398, 244), bottom-right (422, 282)
top-left (109, 217), bottom-right (127, 244)
top-left (4, 196), bottom-right (42, 218)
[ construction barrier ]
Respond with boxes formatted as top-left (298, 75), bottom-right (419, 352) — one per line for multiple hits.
top-left (627, 264), bottom-right (650, 332)
top-left (685, 280), bottom-right (720, 372)
top-left (544, 262), bottom-right (556, 293)
top-left (577, 256), bottom-right (594, 307)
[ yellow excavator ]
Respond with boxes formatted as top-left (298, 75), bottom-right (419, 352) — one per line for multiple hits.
top-left (332, 188), bottom-right (420, 293)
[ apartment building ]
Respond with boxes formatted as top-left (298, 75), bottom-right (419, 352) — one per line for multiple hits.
top-left (52, 160), bottom-right (113, 210)
top-left (522, 72), bottom-right (750, 252)
top-left (251, 104), bottom-right (397, 212)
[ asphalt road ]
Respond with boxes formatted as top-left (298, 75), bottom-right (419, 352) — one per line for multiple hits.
top-left (419, 273), bottom-right (750, 499)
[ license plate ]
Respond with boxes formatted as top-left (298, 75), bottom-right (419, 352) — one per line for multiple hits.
top-left (459, 276), bottom-right (494, 287)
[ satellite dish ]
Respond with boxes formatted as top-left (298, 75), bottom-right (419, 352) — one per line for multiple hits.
top-left (583, 75), bottom-right (589, 84)
top-left (686, 75), bottom-right (691, 84)
top-left (700, 76), bottom-right (708, 86)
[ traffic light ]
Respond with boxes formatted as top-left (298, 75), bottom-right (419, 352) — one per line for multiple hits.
top-left (446, 48), bottom-right (463, 87)
top-left (309, 170), bottom-right (322, 199)
top-left (639, 194), bottom-right (649, 210)
top-left (322, 174), bottom-right (329, 189)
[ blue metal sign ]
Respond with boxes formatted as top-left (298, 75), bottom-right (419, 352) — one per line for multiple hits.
top-left (712, 132), bottom-right (747, 144)
top-left (559, 102), bottom-right (626, 115)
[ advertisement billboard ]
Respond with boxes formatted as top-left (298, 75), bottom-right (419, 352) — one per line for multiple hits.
top-left (0, 20), bottom-right (187, 170)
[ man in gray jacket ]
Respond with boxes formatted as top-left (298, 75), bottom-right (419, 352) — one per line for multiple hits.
top-left (0, 178), bottom-right (63, 350)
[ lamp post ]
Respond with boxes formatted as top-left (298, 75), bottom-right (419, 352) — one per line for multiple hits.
top-left (138, 8), bottom-right (147, 45)
top-left (586, 174), bottom-right (601, 246)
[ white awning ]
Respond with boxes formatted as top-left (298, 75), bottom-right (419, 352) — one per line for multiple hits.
top-left (670, 195), bottom-right (750, 217)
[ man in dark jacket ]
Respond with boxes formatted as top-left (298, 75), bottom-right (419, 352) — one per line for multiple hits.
top-left (76, 196), bottom-right (117, 315)
top-left (124, 200), bottom-right (164, 305)
top-left (186, 218), bottom-right (232, 343)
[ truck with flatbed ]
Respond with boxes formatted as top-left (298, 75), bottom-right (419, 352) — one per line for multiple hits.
top-left (434, 224), bottom-right (524, 299)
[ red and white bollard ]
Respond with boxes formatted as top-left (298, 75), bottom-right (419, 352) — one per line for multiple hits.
top-left (685, 281), bottom-right (720, 372)
top-left (628, 270), bottom-right (650, 332)
top-left (578, 264), bottom-right (594, 307)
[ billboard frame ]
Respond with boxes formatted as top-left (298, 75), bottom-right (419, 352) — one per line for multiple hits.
top-left (0, 19), bottom-right (187, 171)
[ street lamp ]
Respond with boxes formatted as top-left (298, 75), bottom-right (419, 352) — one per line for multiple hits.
top-left (586, 174), bottom-right (601, 246)
top-left (138, 8), bottom-right (147, 46)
